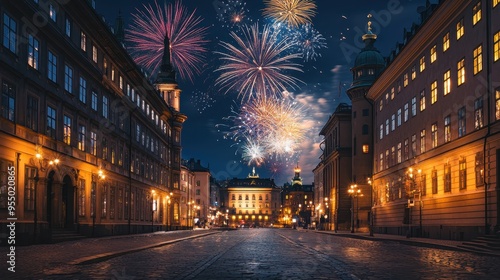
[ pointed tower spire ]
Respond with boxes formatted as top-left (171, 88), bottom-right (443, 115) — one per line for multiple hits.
top-left (362, 14), bottom-right (377, 47)
top-left (155, 34), bottom-right (177, 85)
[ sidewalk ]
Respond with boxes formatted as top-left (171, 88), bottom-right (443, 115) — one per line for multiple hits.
top-left (312, 229), bottom-right (500, 257)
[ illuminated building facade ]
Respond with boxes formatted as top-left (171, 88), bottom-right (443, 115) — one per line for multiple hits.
top-left (184, 158), bottom-right (211, 226)
top-left (222, 168), bottom-right (281, 227)
top-left (281, 165), bottom-right (314, 228)
top-left (364, 0), bottom-right (499, 239)
top-left (0, 0), bottom-right (187, 244)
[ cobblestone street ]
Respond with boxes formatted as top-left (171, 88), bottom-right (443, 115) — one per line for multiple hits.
top-left (6, 229), bottom-right (499, 279)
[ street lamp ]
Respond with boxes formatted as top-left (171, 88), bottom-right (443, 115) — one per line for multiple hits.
top-left (348, 184), bottom-right (362, 233)
top-left (32, 146), bottom-right (60, 243)
top-left (92, 168), bottom-right (105, 237)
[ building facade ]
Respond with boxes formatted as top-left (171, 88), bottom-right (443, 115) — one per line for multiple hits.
top-left (0, 0), bottom-right (187, 244)
top-left (221, 168), bottom-right (281, 227)
top-left (184, 158), bottom-right (211, 226)
top-left (281, 165), bottom-right (314, 228)
top-left (364, 0), bottom-right (499, 239)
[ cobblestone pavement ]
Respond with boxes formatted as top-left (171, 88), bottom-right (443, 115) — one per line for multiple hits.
top-left (8, 228), bottom-right (498, 279)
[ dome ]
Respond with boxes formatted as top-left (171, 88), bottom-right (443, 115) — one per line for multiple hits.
top-left (354, 46), bottom-right (385, 68)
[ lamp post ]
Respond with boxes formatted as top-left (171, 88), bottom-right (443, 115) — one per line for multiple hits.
top-left (348, 184), bottom-right (362, 233)
top-left (32, 147), bottom-right (60, 243)
top-left (92, 169), bottom-right (105, 237)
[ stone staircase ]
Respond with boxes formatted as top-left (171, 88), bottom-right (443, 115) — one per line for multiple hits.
top-left (51, 228), bottom-right (87, 243)
top-left (458, 235), bottom-right (500, 256)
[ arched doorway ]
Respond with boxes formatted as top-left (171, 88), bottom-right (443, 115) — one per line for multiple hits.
top-left (62, 175), bottom-right (75, 228)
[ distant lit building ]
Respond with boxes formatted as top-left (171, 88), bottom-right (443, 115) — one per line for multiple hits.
top-left (221, 168), bottom-right (281, 227)
top-left (0, 1), bottom-right (187, 244)
top-left (281, 165), bottom-right (314, 228)
top-left (184, 158), bottom-right (211, 226)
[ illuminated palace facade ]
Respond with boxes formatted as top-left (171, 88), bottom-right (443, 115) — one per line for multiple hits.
top-left (0, 0), bottom-right (188, 244)
top-left (363, 0), bottom-right (499, 239)
top-left (221, 168), bottom-right (281, 227)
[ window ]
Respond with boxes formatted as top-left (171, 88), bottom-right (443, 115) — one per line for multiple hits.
top-left (63, 115), bottom-right (71, 145)
top-left (472, 2), bottom-right (481, 25)
top-left (49, 4), bottom-right (57, 22)
top-left (459, 158), bottom-right (467, 190)
top-left (102, 138), bottom-right (108, 160)
top-left (90, 131), bottom-right (97, 156)
top-left (79, 77), bottom-right (86, 103)
top-left (404, 138), bottom-right (409, 160)
top-left (46, 105), bottom-right (56, 138)
top-left (65, 17), bottom-right (71, 37)
top-left (391, 114), bottom-right (395, 131)
top-left (458, 107), bottom-right (466, 137)
top-left (47, 51), bottom-right (57, 82)
top-left (397, 143), bottom-right (402, 163)
top-left (431, 81), bottom-right (438, 104)
top-left (390, 88), bottom-right (395, 100)
top-left (404, 103), bottom-right (409, 122)
top-left (420, 90), bottom-right (426, 111)
top-left (78, 125), bottom-right (86, 151)
top-left (420, 129), bottom-right (426, 154)
top-left (91, 91), bottom-right (98, 111)
top-left (26, 95), bottom-right (38, 131)
top-left (496, 89), bottom-right (500, 121)
top-left (80, 31), bottom-right (86, 51)
top-left (0, 159), bottom-right (14, 208)
top-left (102, 95), bottom-right (108, 118)
top-left (1, 81), bottom-right (15, 121)
top-left (457, 58), bottom-right (465, 86)
top-left (411, 97), bottom-right (417, 116)
top-left (28, 34), bottom-right (39, 69)
top-left (475, 98), bottom-right (484, 129)
top-left (494, 31), bottom-right (500, 62)
top-left (3, 13), bottom-right (17, 53)
top-left (421, 174), bottom-right (427, 196)
top-left (411, 134), bottom-right (417, 156)
top-left (444, 164), bottom-right (451, 192)
top-left (411, 66), bottom-right (416, 80)
top-left (362, 144), bottom-right (369, 154)
top-left (430, 45), bottom-right (437, 63)
top-left (432, 169), bottom-right (438, 194)
top-left (385, 119), bottom-right (389, 135)
top-left (119, 76), bottom-right (123, 90)
top-left (443, 32), bottom-right (450, 52)
top-left (444, 115), bottom-right (451, 143)
top-left (443, 70), bottom-right (451, 95)
top-left (397, 108), bottom-right (402, 126)
top-left (379, 99), bottom-right (383, 111)
top-left (379, 153), bottom-right (383, 172)
top-left (78, 180), bottom-right (85, 216)
top-left (431, 123), bottom-right (438, 148)
top-left (379, 124), bottom-right (383, 140)
top-left (92, 44), bottom-right (98, 63)
top-left (64, 65), bottom-right (73, 93)
top-left (362, 124), bottom-right (369, 135)
top-left (456, 19), bottom-right (464, 40)
top-left (403, 73), bottom-right (408, 87)
top-left (419, 56), bottom-right (425, 72)
top-left (385, 150), bottom-right (389, 168)
top-left (101, 185), bottom-right (107, 218)
top-left (475, 152), bottom-right (484, 187)
top-left (24, 167), bottom-right (36, 211)
top-left (473, 45), bottom-right (483, 75)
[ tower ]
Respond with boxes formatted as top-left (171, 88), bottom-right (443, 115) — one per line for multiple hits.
top-left (155, 35), bottom-right (181, 112)
top-left (292, 163), bottom-right (302, 186)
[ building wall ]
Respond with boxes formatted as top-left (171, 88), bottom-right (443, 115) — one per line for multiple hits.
top-left (0, 0), bottom-right (186, 244)
top-left (368, 0), bottom-right (498, 239)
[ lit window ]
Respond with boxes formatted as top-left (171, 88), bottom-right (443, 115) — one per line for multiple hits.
top-left (2, 81), bottom-right (16, 121)
top-left (63, 115), bottom-right (71, 145)
top-left (391, 114), bottom-right (395, 131)
top-left (397, 108), bottom-right (402, 126)
top-left (411, 97), bottom-right (417, 116)
top-left (430, 45), bottom-right (437, 63)
top-left (496, 89), bottom-right (500, 121)
top-left (431, 81), bottom-right (438, 104)
top-left (46, 105), bottom-right (56, 139)
top-left (443, 70), bottom-right (451, 96)
top-left (385, 119), bottom-right (389, 136)
top-left (28, 34), bottom-right (39, 69)
top-left (391, 87), bottom-right (395, 100)
top-left (458, 107), bottom-right (466, 137)
top-left (3, 14), bottom-right (17, 53)
top-left (47, 51), bottom-right (57, 82)
top-left (456, 19), bottom-right (464, 40)
top-left (459, 158), bottom-right (466, 190)
top-left (92, 45), bottom-right (98, 63)
top-left (420, 90), bottom-right (426, 111)
top-left (457, 58), bottom-right (465, 86)
top-left (379, 99), bottom-right (383, 111)
top-left (78, 125), bottom-right (86, 151)
top-left (80, 32), bottom-right (86, 51)
top-left (444, 115), bottom-right (451, 143)
top-left (119, 76), bottom-right (123, 90)
top-left (90, 131), bottom-right (97, 156)
top-left (472, 2), bottom-right (481, 25)
top-left (64, 65), bottom-right (73, 93)
top-left (473, 45), bottom-right (483, 74)
top-left (404, 103), bottom-right (409, 122)
top-left (397, 143), bottom-right (402, 163)
top-left (49, 4), bottom-right (56, 22)
top-left (431, 123), bottom-right (438, 148)
top-left (379, 124), bottom-right (383, 140)
top-left (420, 129), bottom-right (426, 154)
top-left (79, 77), bottom-right (87, 103)
top-left (474, 98), bottom-right (484, 129)
top-left (443, 32), bottom-right (450, 52)
top-left (494, 31), bottom-right (499, 62)
top-left (403, 73), bottom-right (408, 87)
top-left (379, 153), bottom-right (384, 172)
top-left (91, 91), bottom-right (98, 111)
top-left (419, 56), bottom-right (425, 72)
top-left (411, 66), bottom-right (416, 80)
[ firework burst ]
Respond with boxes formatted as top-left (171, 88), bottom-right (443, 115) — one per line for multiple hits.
top-left (215, 23), bottom-right (303, 101)
top-left (262, 0), bottom-right (317, 28)
top-left (126, 0), bottom-right (209, 82)
top-left (214, 0), bottom-right (251, 30)
top-left (289, 23), bottom-right (327, 62)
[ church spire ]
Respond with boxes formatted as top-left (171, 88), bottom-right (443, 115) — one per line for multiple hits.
top-left (362, 14), bottom-right (378, 47)
top-left (155, 34), bottom-right (177, 85)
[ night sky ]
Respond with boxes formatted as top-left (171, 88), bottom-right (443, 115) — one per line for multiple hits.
top-left (97, 0), bottom-right (424, 185)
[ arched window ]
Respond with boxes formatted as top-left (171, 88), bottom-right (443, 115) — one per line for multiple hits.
top-left (238, 195), bottom-right (242, 200)
top-left (245, 195), bottom-right (249, 200)
top-left (232, 194), bottom-right (235, 200)
top-left (252, 194), bottom-right (256, 200)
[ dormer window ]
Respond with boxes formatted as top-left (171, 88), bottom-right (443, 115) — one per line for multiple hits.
top-left (357, 70), bottom-right (363, 77)
top-left (368, 68), bottom-right (374, 75)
